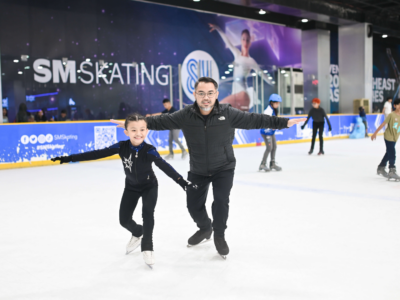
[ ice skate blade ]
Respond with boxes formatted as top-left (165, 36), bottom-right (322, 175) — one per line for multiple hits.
top-left (187, 238), bottom-right (212, 248)
top-left (125, 244), bottom-right (141, 255)
top-left (145, 263), bottom-right (153, 270)
top-left (219, 254), bottom-right (227, 260)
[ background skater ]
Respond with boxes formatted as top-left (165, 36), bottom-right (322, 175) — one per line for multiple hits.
top-left (301, 98), bottom-right (332, 155)
top-left (259, 94), bottom-right (283, 172)
top-left (146, 98), bottom-right (188, 160)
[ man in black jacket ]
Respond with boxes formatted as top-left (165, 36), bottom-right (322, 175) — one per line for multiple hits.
top-left (112, 77), bottom-right (305, 258)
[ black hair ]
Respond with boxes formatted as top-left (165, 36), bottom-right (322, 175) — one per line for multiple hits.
top-left (18, 103), bottom-right (27, 113)
top-left (61, 109), bottom-right (67, 114)
top-left (241, 29), bottom-right (250, 37)
top-left (162, 98), bottom-right (170, 103)
top-left (387, 97), bottom-right (393, 101)
top-left (125, 112), bottom-right (147, 129)
top-left (269, 101), bottom-right (279, 116)
top-left (359, 106), bottom-right (364, 111)
top-left (394, 99), bottom-right (400, 106)
top-left (194, 77), bottom-right (218, 90)
top-left (2, 107), bottom-right (8, 116)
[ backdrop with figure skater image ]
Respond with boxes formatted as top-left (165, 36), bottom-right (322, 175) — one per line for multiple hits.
top-left (0, 0), bottom-right (302, 123)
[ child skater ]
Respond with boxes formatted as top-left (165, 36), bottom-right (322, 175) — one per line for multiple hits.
top-left (301, 98), bottom-right (332, 155)
top-left (259, 94), bottom-right (282, 172)
top-left (359, 106), bottom-right (369, 138)
top-left (371, 99), bottom-right (400, 181)
top-left (51, 113), bottom-right (194, 268)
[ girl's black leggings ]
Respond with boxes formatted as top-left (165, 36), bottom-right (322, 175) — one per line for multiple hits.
top-left (119, 186), bottom-right (158, 251)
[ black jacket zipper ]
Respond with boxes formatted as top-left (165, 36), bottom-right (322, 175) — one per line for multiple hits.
top-left (135, 151), bottom-right (138, 182)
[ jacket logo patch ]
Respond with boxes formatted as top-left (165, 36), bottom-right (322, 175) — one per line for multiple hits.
top-left (123, 154), bottom-right (133, 173)
top-left (218, 116), bottom-right (225, 121)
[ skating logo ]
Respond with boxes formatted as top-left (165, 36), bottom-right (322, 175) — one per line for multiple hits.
top-left (123, 154), bottom-right (133, 173)
top-left (181, 50), bottom-right (219, 102)
top-left (218, 116), bottom-right (225, 121)
top-left (94, 126), bottom-right (117, 150)
top-left (21, 134), bottom-right (53, 145)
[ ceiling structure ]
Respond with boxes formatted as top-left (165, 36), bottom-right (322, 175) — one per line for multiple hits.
top-left (137, 0), bottom-right (400, 39)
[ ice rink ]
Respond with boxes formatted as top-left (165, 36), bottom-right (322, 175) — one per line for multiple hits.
top-left (1, 136), bottom-right (400, 300)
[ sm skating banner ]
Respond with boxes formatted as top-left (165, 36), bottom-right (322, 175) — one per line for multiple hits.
top-left (0, 0), bottom-right (301, 122)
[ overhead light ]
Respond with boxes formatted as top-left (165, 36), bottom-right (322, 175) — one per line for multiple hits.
top-left (140, 62), bottom-right (145, 65)
top-left (281, 70), bottom-right (286, 74)
top-left (86, 58), bottom-right (91, 62)
top-left (229, 69), bottom-right (233, 72)
top-left (38, 66), bottom-right (43, 69)
top-left (225, 71), bottom-right (230, 74)
top-left (18, 71), bottom-right (23, 74)
top-left (228, 64), bottom-right (234, 68)
top-left (301, 19), bottom-right (308, 23)
top-left (221, 76), bottom-right (226, 79)
top-left (193, 0), bottom-right (200, 2)
top-left (21, 55), bottom-right (29, 62)
top-left (251, 73), bottom-right (256, 76)
top-left (263, 70), bottom-right (268, 73)
top-left (268, 76), bottom-right (273, 80)
top-left (272, 81), bottom-right (276, 84)
top-left (13, 59), bottom-right (19, 63)
top-left (259, 9), bottom-right (266, 15)
top-left (284, 73), bottom-right (289, 77)
top-left (62, 57), bottom-right (68, 65)
top-left (24, 66), bottom-right (30, 69)
top-left (382, 34), bottom-right (388, 38)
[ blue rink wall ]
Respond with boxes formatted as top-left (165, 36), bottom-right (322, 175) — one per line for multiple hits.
top-left (0, 114), bottom-right (384, 169)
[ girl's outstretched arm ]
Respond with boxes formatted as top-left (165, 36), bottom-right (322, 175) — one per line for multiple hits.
top-left (147, 148), bottom-right (196, 191)
top-left (51, 142), bottom-right (120, 164)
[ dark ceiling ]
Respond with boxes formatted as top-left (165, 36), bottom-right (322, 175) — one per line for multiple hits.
top-left (137, 0), bottom-right (400, 39)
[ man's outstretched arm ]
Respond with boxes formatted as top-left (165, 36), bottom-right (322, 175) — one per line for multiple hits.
top-left (228, 107), bottom-right (306, 129)
top-left (111, 110), bottom-right (185, 131)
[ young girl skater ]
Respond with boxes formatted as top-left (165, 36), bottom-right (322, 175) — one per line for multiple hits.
top-left (371, 99), bottom-right (400, 181)
top-left (301, 98), bottom-right (332, 155)
top-left (51, 113), bottom-right (194, 268)
top-left (259, 94), bottom-right (282, 172)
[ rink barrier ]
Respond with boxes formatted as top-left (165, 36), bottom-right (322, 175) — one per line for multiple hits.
top-left (0, 114), bottom-right (385, 170)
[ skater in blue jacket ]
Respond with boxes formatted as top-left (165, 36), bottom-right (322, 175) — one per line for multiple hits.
top-left (259, 94), bottom-right (282, 172)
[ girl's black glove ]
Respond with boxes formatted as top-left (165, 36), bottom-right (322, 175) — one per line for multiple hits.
top-left (50, 156), bottom-right (71, 164)
top-left (177, 178), bottom-right (198, 191)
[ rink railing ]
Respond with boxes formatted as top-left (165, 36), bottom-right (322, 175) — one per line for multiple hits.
top-left (0, 114), bottom-right (384, 170)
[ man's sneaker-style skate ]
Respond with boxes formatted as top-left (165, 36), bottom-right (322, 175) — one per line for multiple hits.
top-left (259, 164), bottom-right (270, 172)
top-left (187, 228), bottom-right (213, 247)
top-left (214, 236), bottom-right (229, 259)
top-left (164, 154), bottom-right (174, 160)
top-left (318, 151), bottom-right (325, 155)
top-left (308, 149), bottom-right (313, 155)
top-left (126, 235), bottom-right (142, 255)
top-left (142, 251), bottom-right (155, 269)
top-left (270, 161), bottom-right (282, 171)
top-left (387, 167), bottom-right (400, 181)
top-left (377, 165), bottom-right (388, 177)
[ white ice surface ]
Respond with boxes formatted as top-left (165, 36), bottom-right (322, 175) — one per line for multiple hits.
top-left (1, 136), bottom-right (400, 300)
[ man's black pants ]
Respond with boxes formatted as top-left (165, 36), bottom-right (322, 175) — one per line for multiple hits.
top-left (311, 122), bottom-right (325, 151)
top-left (119, 186), bottom-right (158, 251)
top-left (186, 169), bottom-right (234, 237)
